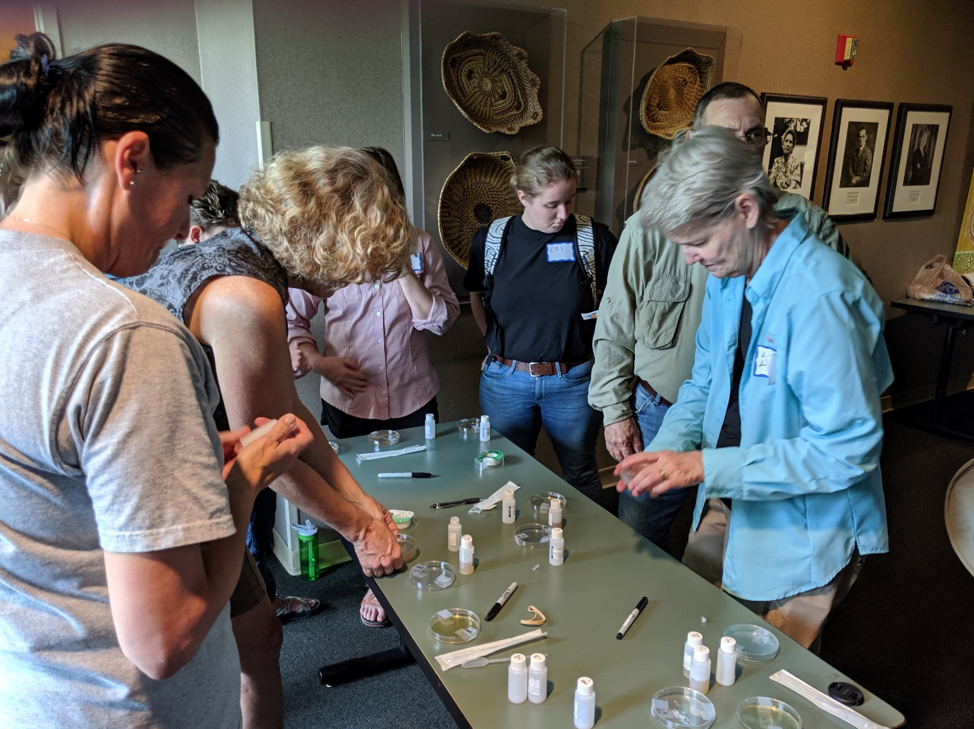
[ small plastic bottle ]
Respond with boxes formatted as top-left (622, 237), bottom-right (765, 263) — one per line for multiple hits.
top-left (291, 519), bottom-right (319, 581)
top-left (459, 534), bottom-right (475, 575)
top-left (715, 636), bottom-right (737, 686)
top-left (683, 631), bottom-right (703, 677)
top-left (549, 527), bottom-right (564, 566)
top-left (548, 500), bottom-right (563, 528)
top-left (424, 413), bottom-right (436, 440)
top-left (508, 653), bottom-right (528, 704)
top-left (479, 414), bottom-right (491, 442)
top-left (527, 653), bottom-right (547, 704)
top-left (573, 677), bottom-right (595, 729)
top-left (447, 516), bottom-right (462, 552)
top-left (502, 489), bottom-right (516, 524)
top-left (689, 644), bottom-right (711, 694)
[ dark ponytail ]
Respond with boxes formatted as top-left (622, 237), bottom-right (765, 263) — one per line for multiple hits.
top-left (0, 33), bottom-right (218, 182)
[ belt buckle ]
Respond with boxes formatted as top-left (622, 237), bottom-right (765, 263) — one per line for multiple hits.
top-left (528, 361), bottom-right (546, 378)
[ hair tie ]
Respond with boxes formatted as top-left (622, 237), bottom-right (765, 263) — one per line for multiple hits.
top-left (40, 53), bottom-right (61, 81)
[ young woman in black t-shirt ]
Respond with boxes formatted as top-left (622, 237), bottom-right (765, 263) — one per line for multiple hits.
top-left (464, 147), bottom-right (617, 505)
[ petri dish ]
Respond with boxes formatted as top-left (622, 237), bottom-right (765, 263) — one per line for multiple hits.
top-left (396, 533), bottom-right (419, 563)
top-left (390, 509), bottom-right (414, 530)
top-left (368, 429), bottom-right (400, 447)
top-left (529, 491), bottom-right (567, 516)
top-left (514, 523), bottom-right (551, 548)
top-left (651, 686), bottom-right (716, 729)
top-left (329, 440), bottom-right (341, 454)
top-left (736, 697), bottom-right (801, 729)
top-left (409, 561), bottom-right (456, 591)
top-left (722, 624), bottom-right (780, 662)
top-left (457, 418), bottom-right (480, 435)
top-left (428, 608), bottom-right (481, 644)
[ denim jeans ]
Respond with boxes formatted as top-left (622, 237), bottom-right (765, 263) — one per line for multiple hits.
top-left (479, 358), bottom-right (603, 505)
top-left (617, 383), bottom-right (689, 548)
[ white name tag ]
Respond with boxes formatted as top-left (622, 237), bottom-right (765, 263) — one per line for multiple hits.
top-left (754, 345), bottom-right (775, 380)
top-left (546, 242), bottom-right (575, 262)
top-left (410, 253), bottom-right (423, 273)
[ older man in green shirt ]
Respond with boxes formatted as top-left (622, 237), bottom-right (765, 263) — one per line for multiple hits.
top-left (589, 82), bottom-right (854, 549)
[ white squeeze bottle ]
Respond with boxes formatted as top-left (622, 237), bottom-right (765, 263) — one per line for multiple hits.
top-left (689, 644), bottom-right (711, 695)
top-left (508, 653), bottom-right (528, 704)
top-left (479, 414), bottom-right (491, 441)
top-left (573, 677), bottom-right (595, 729)
top-left (424, 413), bottom-right (435, 439)
top-left (683, 631), bottom-right (703, 677)
top-left (459, 534), bottom-right (475, 575)
top-left (716, 636), bottom-right (738, 686)
top-left (447, 516), bottom-right (462, 552)
top-left (527, 653), bottom-right (547, 704)
top-left (548, 500), bottom-right (562, 528)
top-left (502, 489), bottom-right (516, 524)
top-left (549, 527), bottom-right (564, 566)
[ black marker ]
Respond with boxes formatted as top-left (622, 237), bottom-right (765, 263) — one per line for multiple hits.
top-left (485, 582), bottom-right (518, 622)
top-left (616, 596), bottom-right (648, 640)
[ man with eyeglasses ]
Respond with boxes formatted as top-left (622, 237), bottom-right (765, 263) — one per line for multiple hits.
top-left (590, 82), bottom-right (854, 550)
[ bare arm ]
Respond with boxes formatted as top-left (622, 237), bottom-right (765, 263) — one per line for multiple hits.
top-left (191, 276), bottom-right (402, 575)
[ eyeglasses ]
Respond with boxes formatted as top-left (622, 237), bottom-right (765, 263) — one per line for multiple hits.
top-left (741, 127), bottom-right (771, 146)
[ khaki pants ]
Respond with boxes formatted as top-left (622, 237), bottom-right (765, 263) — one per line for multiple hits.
top-left (683, 498), bottom-right (864, 652)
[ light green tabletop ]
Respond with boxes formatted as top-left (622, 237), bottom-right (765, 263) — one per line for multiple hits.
top-left (339, 422), bottom-right (905, 729)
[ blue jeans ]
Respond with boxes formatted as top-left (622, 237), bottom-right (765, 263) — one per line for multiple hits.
top-left (617, 383), bottom-right (689, 548)
top-left (479, 358), bottom-right (603, 506)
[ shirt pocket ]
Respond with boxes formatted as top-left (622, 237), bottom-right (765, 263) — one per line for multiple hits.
top-left (635, 276), bottom-right (690, 350)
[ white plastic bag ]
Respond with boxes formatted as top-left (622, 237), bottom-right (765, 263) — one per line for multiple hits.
top-left (907, 255), bottom-right (973, 304)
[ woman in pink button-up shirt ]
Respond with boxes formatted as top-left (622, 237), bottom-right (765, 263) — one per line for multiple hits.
top-left (286, 148), bottom-right (459, 626)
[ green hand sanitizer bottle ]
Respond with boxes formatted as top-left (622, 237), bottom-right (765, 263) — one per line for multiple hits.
top-left (292, 519), bottom-right (319, 581)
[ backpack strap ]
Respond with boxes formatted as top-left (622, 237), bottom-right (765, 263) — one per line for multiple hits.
top-left (483, 216), bottom-right (512, 282)
top-left (573, 214), bottom-right (600, 307)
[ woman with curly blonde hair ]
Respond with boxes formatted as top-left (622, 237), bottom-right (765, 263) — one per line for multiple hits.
top-left (122, 145), bottom-right (410, 728)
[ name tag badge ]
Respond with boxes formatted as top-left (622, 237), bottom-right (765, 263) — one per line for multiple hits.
top-left (754, 345), bottom-right (775, 381)
top-left (410, 253), bottom-right (423, 273)
top-left (546, 242), bottom-right (575, 262)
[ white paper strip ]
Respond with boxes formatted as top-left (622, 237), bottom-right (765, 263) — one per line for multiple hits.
top-left (468, 481), bottom-right (520, 514)
top-left (434, 629), bottom-right (547, 671)
top-left (356, 444), bottom-right (427, 461)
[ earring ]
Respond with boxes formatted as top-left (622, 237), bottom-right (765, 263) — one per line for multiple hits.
top-left (129, 180), bottom-right (136, 188)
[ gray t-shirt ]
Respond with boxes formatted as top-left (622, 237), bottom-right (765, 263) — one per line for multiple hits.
top-left (0, 231), bottom-right (241, 727)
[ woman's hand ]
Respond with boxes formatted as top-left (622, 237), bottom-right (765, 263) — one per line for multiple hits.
top-left (614, 450), bottom-right (703, 498)
top-left (316, 356), bottom-right (369, 398)
top-left (223, 415), bottom-right (314, 490)
top-left (289, 344), bottom-right (312, 378)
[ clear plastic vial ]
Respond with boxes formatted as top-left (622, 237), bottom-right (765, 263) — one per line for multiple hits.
top-left (683, 630), bottom-right (703, 677)
top-left (502, 489), bottom-right (516, 524)
top-left (527, 653), bottom-right (547, 704)
top-left (548, 527), bottom-right (564, 566)
top-left (424, 413), bottom-right (435, 440)
top-left (459, 534), bottom-right (475, 575)
top-left (479, 414), bottom-right (491, 442)
top-left (715, 636), bottom-right (737, 686)
top-left (508, 653), bottom-right (528, 704)
top-left (548, 500), bottom-right (562, 528)
top-left (688, 644), bottom-right (711, 695)
top-left (447, 516), bottom-right (462, 552)
top-left (573, 677), bottom-right (596, 729)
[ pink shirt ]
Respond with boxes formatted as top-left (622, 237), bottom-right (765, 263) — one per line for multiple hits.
top-left (286, 231), bottom-right (460, 420)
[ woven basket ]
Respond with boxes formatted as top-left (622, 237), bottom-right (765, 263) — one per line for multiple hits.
top-left (442, 31), bottom-right (542, 135)
top-left (438, 151), bottom-right (522, 268)
top-left (639, 48), bottom-right (716, 140)
top-left (632, 160), bottom-right (659, 213)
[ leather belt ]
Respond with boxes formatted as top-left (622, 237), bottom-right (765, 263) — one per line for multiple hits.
top-left (635, 377), bottom-right (673, 408)
top-left (491, 356), bottom-right (588, 377)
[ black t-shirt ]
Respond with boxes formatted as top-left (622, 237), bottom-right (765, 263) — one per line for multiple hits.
top-left (716, 295), bottom-right (752, 450)
top-left (463, 214), bottom-right (617, 362)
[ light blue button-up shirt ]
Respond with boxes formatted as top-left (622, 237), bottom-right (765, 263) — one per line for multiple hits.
top-left (650, 215), bottom-right (892, 601)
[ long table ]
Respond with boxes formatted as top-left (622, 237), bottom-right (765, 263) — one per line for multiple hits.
top-left (337, 422), bottom-right (905, 728)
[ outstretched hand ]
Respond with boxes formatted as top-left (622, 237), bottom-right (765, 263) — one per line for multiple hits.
top-left (353, 517), bottom-right (403, 578)
top-left (614, 449), bottom-right (703, 498)
top-left (223, 415), bottom-right (314, 490)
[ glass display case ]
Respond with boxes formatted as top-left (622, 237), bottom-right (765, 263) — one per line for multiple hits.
top-left (577, 18), bottom-right (743, 236)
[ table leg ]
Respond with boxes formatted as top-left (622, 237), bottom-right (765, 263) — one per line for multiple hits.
top-left (934, 324), bottom-right (959, 425)
top-left (318, 643), bottom-right (414, 687)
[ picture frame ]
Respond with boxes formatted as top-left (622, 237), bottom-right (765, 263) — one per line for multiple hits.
top-left (822, 99), bottom-right (894, 221)
top-left (760, 93), bottom-right (828, 200)
top-left (883, 103), bottom-right (952, 220)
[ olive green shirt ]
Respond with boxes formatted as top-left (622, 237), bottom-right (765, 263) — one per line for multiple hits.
top-left (588, 192), bottom-right (851, 426)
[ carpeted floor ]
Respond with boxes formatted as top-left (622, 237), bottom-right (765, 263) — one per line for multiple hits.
top-left (273, 416), bottom-right (974, 728)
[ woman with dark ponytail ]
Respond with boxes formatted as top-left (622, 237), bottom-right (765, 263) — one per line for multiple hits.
top-left (0, 34), bottom-right (312, 728)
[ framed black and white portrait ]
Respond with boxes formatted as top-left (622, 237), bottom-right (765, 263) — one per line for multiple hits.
top-left (884, 104), bottom-right (952, 219)
top-left (823, 99), bottom-right (893, 221)
top-left (760, 94), bottom-right (827, 199)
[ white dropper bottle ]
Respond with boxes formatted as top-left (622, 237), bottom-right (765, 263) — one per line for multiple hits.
top-left (447, 516), bottom-right (462, 552)
top-left (683, 631), bottom-right (703, 677)
top-left (715, 636), bottom-right (737, 686)
top-left (508, 653), bottom-right (528, 704)
top-left (689, 644), bottom-right (711, 694)
top-left (459, 534), bottom-right (475, 575)
top-left (502, 489), bottom-right (516, 524)
top-left (573, 677), bottom-right (595, 729)
top-left (527, 653), bottom-right (547, 704)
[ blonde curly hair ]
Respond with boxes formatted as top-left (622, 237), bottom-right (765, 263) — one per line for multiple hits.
top-left (239, 146), bottom-right (415, 286)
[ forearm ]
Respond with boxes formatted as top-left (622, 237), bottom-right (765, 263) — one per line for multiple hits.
top-left (398, 270), bottom-right (434, 320)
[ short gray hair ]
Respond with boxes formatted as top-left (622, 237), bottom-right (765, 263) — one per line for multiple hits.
top-left (639, 126), bottom-right (777, 235)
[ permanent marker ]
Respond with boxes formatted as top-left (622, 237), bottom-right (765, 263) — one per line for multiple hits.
top-left (485, 582), bottom-right (518, 622)
top-left (378, 472), bottom-right (434, 478)
top-left (615, 596), bottom-right (648, 640)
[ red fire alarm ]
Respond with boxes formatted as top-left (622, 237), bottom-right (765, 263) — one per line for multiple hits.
top-left (836, 35), bottom-right (858, 66)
